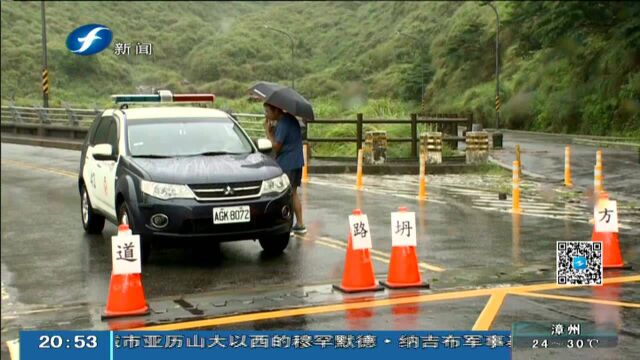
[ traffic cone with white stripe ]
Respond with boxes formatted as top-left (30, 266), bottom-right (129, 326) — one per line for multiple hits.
top-left (594, 149), bottom-right (604, 194)
top-left (564, 145), bottom-right (573, 188)
top-left (302, 143), bottom-right (309, 184)
top-left (591, 193), bottom-right (630, 270)
top-left (102, 224), bottom-right (150, 319)
top-left (418, 154), bottom-right (427, 201)
top-left (333, 209), bottom-right (384, 293)
top-left (381, 207), bottom-right (429, 289)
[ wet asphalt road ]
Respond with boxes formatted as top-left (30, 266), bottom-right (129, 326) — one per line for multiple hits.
top-left (492, 131), bottom-right (640, 201)
top-left (1, 142), bottom-right (639, 359)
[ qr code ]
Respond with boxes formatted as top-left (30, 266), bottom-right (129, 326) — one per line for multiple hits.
top-left (556, 241), bottom-right (603, 285)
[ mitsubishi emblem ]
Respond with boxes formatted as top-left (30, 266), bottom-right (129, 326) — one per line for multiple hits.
top-left (224, 186), bottom-right (234, 196)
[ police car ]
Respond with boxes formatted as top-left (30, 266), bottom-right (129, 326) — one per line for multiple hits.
top-left (79, 91), bottom-right (293, 261)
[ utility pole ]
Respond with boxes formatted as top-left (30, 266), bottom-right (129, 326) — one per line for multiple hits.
top-left (41, 0), bottom-right (49, 107)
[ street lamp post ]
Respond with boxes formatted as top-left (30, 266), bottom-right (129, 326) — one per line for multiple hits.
top-left (396, 31), bottom-right (425, 107)
top-left (481, 1), bottom-right (500, 129)
top-left (41, 0), bottom-right (49, 108)
top-left (264, 25), bottom-right (295, 89)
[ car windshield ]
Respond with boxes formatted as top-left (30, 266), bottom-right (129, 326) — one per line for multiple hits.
top-left (127, 118), bottom-right (253, 157)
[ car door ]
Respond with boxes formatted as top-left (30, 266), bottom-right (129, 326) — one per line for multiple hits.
top-left (83, 115), bottom-right (116, 215)
top-left (101, 116), bottom-right (120, 219)
top-left (83, 116), bottom-right (106, 214)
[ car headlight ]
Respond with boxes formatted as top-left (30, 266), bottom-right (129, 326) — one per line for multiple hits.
top-left (261, 173), bottom-right (290, 194)
top-left (141, 180), bottom-right (194, 200)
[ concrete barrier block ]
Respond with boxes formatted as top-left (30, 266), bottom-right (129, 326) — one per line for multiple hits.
top-left (364, 130), bottom-right (387, 165)
top-left (466, 131), bottom-right (489, 164)
top-left (420, 132), bottom-right (443, 164)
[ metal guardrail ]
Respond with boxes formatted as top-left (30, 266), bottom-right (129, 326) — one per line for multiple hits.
top-left (1, 105), bottom-right (102, 139)
top-left (0, 105), bottom-right (100, 127)
top-left (1, 106), bottom-right (472, 159)
top-left (0, 105), bottom-right (266, 140)
top-left (229, 112), bottom-right (265, 138)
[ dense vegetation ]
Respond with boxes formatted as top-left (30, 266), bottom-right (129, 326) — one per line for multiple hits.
top-left (1, 1), bottom-right (638, 137)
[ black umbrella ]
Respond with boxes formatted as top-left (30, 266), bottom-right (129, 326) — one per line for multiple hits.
top-left (248, 82), bottom-right (315, 124)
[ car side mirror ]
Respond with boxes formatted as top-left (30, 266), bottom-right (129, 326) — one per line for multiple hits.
top-left (92, 144), bottom-right (116, 161)
top-left (256, 138), bottom-right (273, 153)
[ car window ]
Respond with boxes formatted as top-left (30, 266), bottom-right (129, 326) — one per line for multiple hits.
top-left (127, 118), bottom-right (253, 157)
top-left (89, 118), bottom-right (104, 146)
top-left (106, 119), bottom-right (118, 155)
top-left (92, 117), bottom-right (113, 145)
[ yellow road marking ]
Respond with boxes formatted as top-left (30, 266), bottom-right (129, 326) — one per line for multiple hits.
top-left (315, 239), bottom-right (349, 253)
top-left (6, 339), bottom-right (19, 360)
top-left (133, 275), bottom-right (639, 331)
top-left (315, 238), bottom-right (391, 266)
top-left (321, 236), bottom-right (445, 272)
top-left (1, 159), bottom-right (76, 178)
top-left (136, 288), bottom-right (494, 331)
top-left (472, 290), bottom-right (508, 330)
top-left (303, 235), bottom-right (445, 272)
top-left (507, 274), bottom-right (640, 293)
top-left (511, 291), bottom-right (640, 308)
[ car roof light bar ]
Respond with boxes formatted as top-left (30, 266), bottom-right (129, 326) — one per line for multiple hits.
top-left (173, 94), bottom-right (216, 103)
top-left (112, 90), bottom-right (215, 104)
top-left (112, 94), bottom-right (162, 104)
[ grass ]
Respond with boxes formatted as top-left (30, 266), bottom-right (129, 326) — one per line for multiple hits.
top-left (2, 1), bottom-right (638, 139)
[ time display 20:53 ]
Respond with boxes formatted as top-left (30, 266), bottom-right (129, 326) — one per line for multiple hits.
top-left (39, 335), bottom-right (98, 349)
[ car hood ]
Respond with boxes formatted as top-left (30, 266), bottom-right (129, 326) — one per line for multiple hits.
top-left (129, 153), bottom-right (282, 185)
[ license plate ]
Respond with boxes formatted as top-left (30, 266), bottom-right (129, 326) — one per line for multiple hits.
top-left (213, 206), bottom-right (250, 224)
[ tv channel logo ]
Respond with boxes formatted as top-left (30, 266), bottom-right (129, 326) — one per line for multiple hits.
top-left (572, 256), bottom-right (587, 271)
top-left (66, 24), bottom-right (113, 56)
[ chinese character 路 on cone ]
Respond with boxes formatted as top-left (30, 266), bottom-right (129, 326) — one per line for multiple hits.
top-left (333, 209), bottom-right (383, 293)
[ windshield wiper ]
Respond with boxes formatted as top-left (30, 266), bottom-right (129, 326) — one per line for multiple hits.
top-left (132, 154), bottom-right (172, 158)
top-left (189, 151), bottom-right (244, 156)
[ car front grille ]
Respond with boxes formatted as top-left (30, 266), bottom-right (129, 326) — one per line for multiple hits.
top-left (188, 181), bottom-right (262, 201)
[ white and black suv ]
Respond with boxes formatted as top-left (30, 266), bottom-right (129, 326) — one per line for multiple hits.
top-left (78, 93), bottom-right (293, 262)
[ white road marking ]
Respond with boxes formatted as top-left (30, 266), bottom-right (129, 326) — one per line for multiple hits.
top-left (307, 180), bottom-right (448, 204)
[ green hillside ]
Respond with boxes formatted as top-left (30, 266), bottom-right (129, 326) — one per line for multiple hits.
top-left (1, 1), bottom-right (639, 137)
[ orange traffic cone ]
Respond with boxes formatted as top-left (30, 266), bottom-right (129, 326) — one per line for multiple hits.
top-left (102, 224), bottom-right (150, 319)
top-left (381, 207), bottom-right (430, 289)
top-left (333, 209), bottom-right (384, 293)
top-left (592, 226), bottom-right (630, 270)
top-left (592, 193), bottom-right (631, 270)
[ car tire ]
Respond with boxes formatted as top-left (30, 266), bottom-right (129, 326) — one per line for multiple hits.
top-left (81, 184), bottom-right (105, 234)
top-left (118, 201), bottom-right (152, 264)
top-left (258, 233), bottom-right (290, 255)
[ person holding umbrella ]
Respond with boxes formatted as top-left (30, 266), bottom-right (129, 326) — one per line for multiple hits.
top-left (250, 81), bottom-right (315, 235)
top-left (263, 103), bottom-right (306, 234)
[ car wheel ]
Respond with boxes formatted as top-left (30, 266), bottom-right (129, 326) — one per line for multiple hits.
top-left (258, 233), bottom-right (290, 255)
top-left (81, 184), bottom-right (105, 234)
top-left (118, 201), bottom-right (152, 264)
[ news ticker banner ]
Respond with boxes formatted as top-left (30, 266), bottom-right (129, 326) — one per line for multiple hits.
top-left (21, 330), bottom-right (512, 360)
